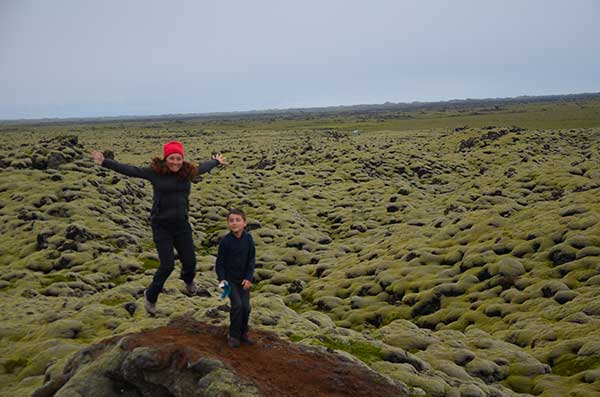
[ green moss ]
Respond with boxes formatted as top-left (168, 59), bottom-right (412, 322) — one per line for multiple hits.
top-left (100, 296), bottom-right (129, 306)
top-left (111, 274), bottom-right (129, 286)
top-left (288, 334), bottom-right (304, 343)
top-left (286, 300), bottom-right (310, 313)
top-left (504, 375), bottom-right (535, 394)
top-left (4, 357), bottom-right (29, 374)
top-left (300, 286), bottom-right (315, 300)
top-left (310, 336), bottom-right (384, 364)
top-left (140, 240), bottom-right (156, 251)
top-left (389, 306), bottom-right (417, 322)
top-left (4, 102), bottom-right (600, 397)
top-left (106, 239), bottom-right (120, 249)
top-left (41, 273), bottom-right (74, 286)
top-left (141, 257), bottom-right (159, 270)
top-left (196, 237), bottom-right (213, 253)
top-left (552, 355), bottom-right (600, 377)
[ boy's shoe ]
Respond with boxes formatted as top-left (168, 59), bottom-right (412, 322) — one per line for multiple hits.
top-left (228, 336), bottom-right (241, 348)
top-left (240, 333), bottom-right (256, 345)
top-left (185, 281), bottom-right (198, 296)
top-left (144, 290), bottom-right (157, 316)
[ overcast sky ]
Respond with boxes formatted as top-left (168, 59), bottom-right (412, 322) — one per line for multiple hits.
top-left (1, 0), bottom-right (599, 119)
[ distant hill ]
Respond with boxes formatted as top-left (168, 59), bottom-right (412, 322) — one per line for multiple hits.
top-left (2, 91), bottom-right (600, 126)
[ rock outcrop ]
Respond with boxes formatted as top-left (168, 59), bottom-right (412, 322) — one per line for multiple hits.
top-left (33, 317), bottom-right (408, 397)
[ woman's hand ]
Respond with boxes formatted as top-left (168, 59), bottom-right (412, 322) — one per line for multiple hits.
top-left (91, 150), bottom-right (105, 165)
top-left (211, 153), bottom-right (227, 165)
top-left (241, 279), bottom-right (252, 290)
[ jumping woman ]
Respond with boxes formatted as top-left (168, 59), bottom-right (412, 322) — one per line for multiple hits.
top-left (91, 141), bottom-right (225, 315)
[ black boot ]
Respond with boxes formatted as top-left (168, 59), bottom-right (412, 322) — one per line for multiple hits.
top-left (228, 336), bottom-right (241, 348)
top-left (240, 333), bottom-right (256, 345)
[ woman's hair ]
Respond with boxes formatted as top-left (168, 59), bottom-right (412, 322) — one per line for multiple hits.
top-left (150, 157), bottom-right (198, 180)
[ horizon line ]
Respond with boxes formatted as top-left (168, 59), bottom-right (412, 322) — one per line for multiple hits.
top-left (2, 90), bottom-right (600, 124)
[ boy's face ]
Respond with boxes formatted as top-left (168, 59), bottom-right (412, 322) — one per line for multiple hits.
top-left (227, 213), bottom-right (247, 235)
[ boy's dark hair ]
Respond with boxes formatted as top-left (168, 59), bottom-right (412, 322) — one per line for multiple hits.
top-left (228, 208), bottom-right (246, 220)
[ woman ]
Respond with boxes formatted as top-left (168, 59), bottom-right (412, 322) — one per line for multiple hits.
top-left (91, 141), bottom-right (225, 315)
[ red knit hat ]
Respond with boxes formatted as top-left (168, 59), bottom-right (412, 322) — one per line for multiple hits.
top-left (163, 141), bottom-right (184, 159)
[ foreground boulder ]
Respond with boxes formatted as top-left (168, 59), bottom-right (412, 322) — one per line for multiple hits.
top-left (33, 317), bottom-right (408, 397)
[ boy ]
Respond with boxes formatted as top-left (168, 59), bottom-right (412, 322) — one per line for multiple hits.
top-left (215, 208), bottom-right (256, 348)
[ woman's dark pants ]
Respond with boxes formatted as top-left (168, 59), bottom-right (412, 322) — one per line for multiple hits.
top-left (228, 282), bottom-right (251, 339)
top-left (146, 221), bottom-right (196, 303)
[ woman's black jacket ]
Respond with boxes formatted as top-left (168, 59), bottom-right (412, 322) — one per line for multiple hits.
top-left (101, 158), bottom-right (219, 224)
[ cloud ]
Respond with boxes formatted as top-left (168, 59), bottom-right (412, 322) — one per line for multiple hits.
top-left (1, 0), bottom-right (599, 119)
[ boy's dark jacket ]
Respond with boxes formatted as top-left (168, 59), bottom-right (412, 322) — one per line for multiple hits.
top-left (216, 231), bottom-right (256, 283)
top-left (101, 158), bottom-right (219, 224)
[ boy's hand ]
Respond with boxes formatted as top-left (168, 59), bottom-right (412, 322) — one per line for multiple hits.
top-left (242, 279), bottom-right (252, 290)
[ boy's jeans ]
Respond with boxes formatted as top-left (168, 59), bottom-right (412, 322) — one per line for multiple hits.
top-left (229, 282), bottom-right (251, 339)
top-left (146, 220), bottom-right (196, 303)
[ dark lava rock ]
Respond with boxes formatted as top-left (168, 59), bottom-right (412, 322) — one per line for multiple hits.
top-left (458, 137), bottom-right (478, 151)
top-left (58, 240), bottom-right (78, 252)
top-left (549, 249), bottom-right (576, 266)
top-left (477, 268), bottom-right (492, 281)
top-left (549, 189), bottom-right (564, 201)
top-left (187, 357), bottom-right (225, 376)
top-left (196, 287), bottom-right (212, 298)
top-left (65, 224), bottom-right (96, 243)
top-left (246, 219), bottom-right (262, 231)
top-left (510, 126), bottom-right (526, 133)
top-left (387, 204), bottom-right (400, 213)
top-left (248, 156), bottom-right (276, 170)
top-left (350, 223), bottom-right (367, 233)
top-left (405, 252), bottom-right (419, 261)
top-left (47, 152), bottom-right (67, 169)
top-left (123, 302), bottom-right (137, 316)
top-left (205, 308), bottom-right (222, 318)
top-left (55, 255), bottom-right (75, 270)
top-left (411, 166), bottom-right (431, 178)
top-left (383, 350), bottom-right (426, 371)
top-left (554, 290), bottom-right (578, 304)
top-left (261, 316), bottom-right (279, 326)
top-left (31, 154), bottom-right (48, 170)
top-left (505, 168), bottom-right (517, 178)
top-left (287, 280), bottom-right (305, 294)
top-left (17, 208), bottom-right (41, 221)
top-left (481, 130), bottom-right (508, 141)
top-left (317, 236), bottom-right (332, 245)
top-left (412, 292), bottom-right (442, 317)
top-left (33, 195), bottom-right (55, 208)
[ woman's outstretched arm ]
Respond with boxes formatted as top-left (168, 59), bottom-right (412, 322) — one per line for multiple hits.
top-left (192, 153), bottom-right (226, 182)
top-left (91, 150), bottom-right (154, 180)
